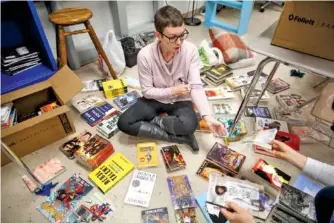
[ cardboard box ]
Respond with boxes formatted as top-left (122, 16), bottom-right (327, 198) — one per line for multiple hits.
top-left (272, 2), bottom-right (334, 61)
top-left (1, 66), bottom-right (83, 166)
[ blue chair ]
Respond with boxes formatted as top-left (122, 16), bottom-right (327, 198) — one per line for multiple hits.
top-left (204, 0), bottom-right (253, 35)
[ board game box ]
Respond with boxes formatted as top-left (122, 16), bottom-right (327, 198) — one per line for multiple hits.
top-left (244, 106), bottom-right (272, 118)
top-left (267, 78), bottom-right (290, 94)
top-left (59, 130), bottom-right (93, 159)
top-left (141, 207), bottom-right (169, 223)
top-left (161, 145), bottom-right (186, 172)
top-left (196, 159), bottom-right (233, 181)
top-left (166, 175), bottom-right (197, 210)
top-left (255, 117), bottom-right (289, 132)
top-left (137, 142), bottom-right (158, 169)
top-left (113, 91), bottom-right (141, 110)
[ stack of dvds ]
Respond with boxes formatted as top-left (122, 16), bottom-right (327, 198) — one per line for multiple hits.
top-left (1, 102), bottom-right (17, 129)
top-left (2, 46), bottom-right (41, 76)
top-left (102, 78), bottom-right (128, 99)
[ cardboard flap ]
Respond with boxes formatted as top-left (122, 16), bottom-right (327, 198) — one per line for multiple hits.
top-left (48, 65), bottom-right (83, 104)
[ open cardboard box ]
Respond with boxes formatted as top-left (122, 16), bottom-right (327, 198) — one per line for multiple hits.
top-left (1, 66), bottom-right (83, 166)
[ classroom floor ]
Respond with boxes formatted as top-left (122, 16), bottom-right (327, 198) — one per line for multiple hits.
top-left (2, 5), bottom-right (334, 223)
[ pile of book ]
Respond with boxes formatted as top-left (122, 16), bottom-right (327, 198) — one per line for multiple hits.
top-left (1, 102), bottom-right (17, 129)
top-left (96, 111), bottom-right (122, 139)
top-left (102, 78), bottom-right (128, 99)
top-left (2, 46), bottom-right (41, 76)
top-left (201, 64), bottom-right (233, 86)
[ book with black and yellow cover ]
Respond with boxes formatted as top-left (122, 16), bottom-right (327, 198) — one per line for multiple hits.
top-left (88, 152), bottom-right (135, 193)
top-left (102, 78), bottom-right (128, 99)
top-left (137, 142), bottom-right (158, 169)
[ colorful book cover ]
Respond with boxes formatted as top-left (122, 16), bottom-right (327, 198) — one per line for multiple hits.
top-left (96, 111), bottom-right (122, 139)
top-left (244, 106), bottom-right (272, 118)
top-left (166, 175), bottom-right (197, 210)
top-left (161, 145), bottom-right (186, 172)
top-left (225, 73), bottom-right (267, 90)
top-left (141, 207), bottom-right (169, 223)
top-left (36, 174), bottom-right (93, 223)
top-left (255, 117), bottom-right (289, 133)
top-left (215, 118), bottom-right (248, 139)
top-left (88, 152), bottom-right (135, 194)
top-left (267, 78), bottom-right (290, 94)
top-left (212, 103), bottom-right (238, 116)
top-left (72, 95), bottom-right (104, 113)
top-left (124, 170), bottom-right (156, 207)
top-left (252, 159), bottom-right (291, 190)
top-left (205, 86), bottom-right (235, 100)
top-left (273, 107), bottom-right (306, 126)
top-left (113, 91), bottom-right (140, 110)
top-left (59, 131), bottom-right (93, 159)
top-left (81, 102), bottom-right (117, 127)
top-left (206, 64), bottom-right (232, 78)
top-left (102, 78), bottom-right (128, 99)
top-left (253, 128), bottom-right (278, 150)
top-left (240, 88), bottom-right (270, 102)
top-left (137, 142), bottom-right (158, 169)
top-left (64, 192), bottom-right (115, 223)
top-left (206, 142), bottom-right (246, 175)
top-left (193, 104), bottom-right (211, 133)
top-left (175, 208), bottom-right (197, 223)
top-left (74, 134), bottom-right (115, 170)
top-left (276, 93), bottom-right (307, 110)
top-left (196, 192), bottom-right (228, 223)
top-left (196, 159), bottom-right (233, 181)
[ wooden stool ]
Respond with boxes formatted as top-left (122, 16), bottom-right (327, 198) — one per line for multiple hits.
top-left (49, 7), bottom-right (117, 79)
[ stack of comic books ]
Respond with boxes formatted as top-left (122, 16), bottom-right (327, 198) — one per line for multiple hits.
top-left (137, 142), bottom-right (158, 169)
top-left (102, 78), bottom-right (128, 99)
top-left (267, 78), bottom-right (290, 94)
top-left (202, 64), bottom-right (233, 86)
top-left (166, 175), bottom-right (197, 223)
top-left (161, 145), bottom-right (186, 172)
top-left (204, 86), bottom-right (235, 100)
top-left (124, 170), bottom-right (157, 207)
top-left (113, 91), bottom-right (141, 110)
top-left (141, 208), bottom-right (170, 223)
top-left (96, 111), bottom-right (122, 139)
top-left (196, 142), bottom-right (246, 178)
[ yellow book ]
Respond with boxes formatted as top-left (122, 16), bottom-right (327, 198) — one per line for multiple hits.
top-left (88, 152), bottom-right (134, 193)
top-left (102, 78), bottom-right (128, 99)
top-left (136, 142), bottom-right (158, 169)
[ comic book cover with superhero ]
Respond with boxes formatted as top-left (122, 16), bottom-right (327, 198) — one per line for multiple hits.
top-left (175, 208), bottom-right (197, 223)
top-left (64, 192), bottom-right (115, 223)
top-left (161, 145), bottom-right (186, 172)
top-left (37, 174), bottom-right (93, 223)
top-left (167, 175), bottom-right (197, 210)
top-left (206, 142), bottom-right (246, 175)
top-left (59, 130), bottom-right (93, 159)
top-left (141, 207), bottom-right (169, 223)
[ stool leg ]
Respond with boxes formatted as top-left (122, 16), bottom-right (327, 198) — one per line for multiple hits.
top-left (84, 20), bottom-right (117, 79)
top-left (57, 25), bottom-right (67, 67)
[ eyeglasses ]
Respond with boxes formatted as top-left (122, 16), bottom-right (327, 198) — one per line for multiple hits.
top-left (159, 29), bottom-right (189, 43)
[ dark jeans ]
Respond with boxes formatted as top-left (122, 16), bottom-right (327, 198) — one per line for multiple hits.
top-left (117, 97), bottom-right (198, 136)
top-left (315, 186), bottom-right (334, 223)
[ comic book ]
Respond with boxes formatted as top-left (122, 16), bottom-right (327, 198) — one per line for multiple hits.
top-left (252, 159), bottom-right (291, 190)
top-left (267, 78), bottom-right (290, 94)
top-left (196, 159), bottom-right (233, 181)
top-left (276, 93), bottom-right (307, 111)
top-left (244, 106), bottom-right (272, 118)
top-left (206, 142), bottom-right (246, 175)
top-left (175, 208), bottom-right (197, 223)
top-left (137, 142), bottom-right (158, 169)
top-left (273, 107), bottom-right (306, 126)
top-left (255, 117), bottom-right (289, 133)
top-left (253, 128), bottom-right (278, 150)
top-left (124, 170), bottom-right (156, 207)
top-left (36, 174), bottom-right (93, 223)
top-left (59, 130), bottom-right (93, 159)
top-left (74, 134), bottom-right (115, 170)
top-left (71, 95), bottom-right (104, 113)
top-left (204, 86), bottom-right (235, 100)
top-left (141, 207), bottom-right (169, 223)
top-left (96, 111), bottom-right (122, 139)
top-left (161, 145), bottom-right (186, 172)
top-left (113, 91), bottom-right (141, 110)
top-left (212, 103), bottom-right (238, 116)
top-left (166, 175), bottom-right (197, 210)
top-left (64, 192), bottom-right (116, 223)
top-left (102, 78), bottom-right (128, 99)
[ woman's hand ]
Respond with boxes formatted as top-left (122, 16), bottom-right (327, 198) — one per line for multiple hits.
top-left (203, 115), bottom-right (226, 136)
top-left (221, 202), bottom-right (255, 223)
top-left (171, 84), bottom-right (190, 96)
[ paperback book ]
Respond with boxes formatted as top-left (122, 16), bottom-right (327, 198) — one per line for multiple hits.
top-left (36, 174), bottom-right (93, 223)
top-left (255, 117), bottom-right (289, 132)
top-left (166, 175), bottom-right (197, 210)
top-left (137, 142), bottom-right (158, 169)
top-left (212, 103), bottom-right (238, 116)
top-left (225, 72), bottom-right (268, 91)
top-left (204, 64), bottom-right (233, 82)
top-left (267, 78), bottom-right (290, 94)
top-left (113, 91), bottom-right (141, 110)
top-left (196, 192), bottom-right (228, 223)
top-left (215, 117), bottom-right (248, 139)
top-left (196, 159), bottom-right (233, 181)
top-left (206, 142), bottom-right (246, 176)
top-left (161, 145), bottom-right (186, 172)
top-left (81, 79), bottom-right (106, 92)
top-left (175, 208), bottom-right (197, 223)
top-left (59, 130), bottom-right (93, 159)
top-left (205, 86), bottom-right (235, 100)
top-left (252, 158), bottom-right (291, 190)
top-left (202, 75), bottom-right (226, 87)
top-left (81, 102), bottom-right (118, 127)
top-left (141, 207), bottom-right (169, 223)
top-left (244, 106), bottom-right (272, 118)
top-left (240, 88), bottom-right (270, 102)
top-left (273, 107), bottom-right (306, 126)
top-left (253, 128), bottom-right (278, 150)
top-left (102, 78), bottom-right (128, 99)
top-left (72, 95), bottom-right (105, 113)
top-left (96, 111), bottom-right (122, 139)
top-left (88, 152), bottom-right (135, 193)
top-left (276, 93), bottom-right (307, 111)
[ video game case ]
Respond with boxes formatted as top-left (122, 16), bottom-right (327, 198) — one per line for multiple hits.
top-left (137, 142), bottom-right (159, 169)
top-left (141, 207), bottom-right (169, 223)
top-left (161, 145), bottom-right (186, 172)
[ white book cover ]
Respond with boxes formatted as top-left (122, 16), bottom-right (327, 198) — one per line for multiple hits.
top-left (124, 170), bottom-right (156, 208)
top-left (212, 103), bottom-right (238, 115)
top-left (204, 86), bottom-right (235, 100)
top-left (255, 117), bottom-right (289, 133)
top-left (81, 80), bottom-right (100, 92)
top-left (123, 76), bottom-right (141, 89)
top-left (253, 129), bottom-right (277, 150)
top-left (71, 94), bottom-right (104, 113)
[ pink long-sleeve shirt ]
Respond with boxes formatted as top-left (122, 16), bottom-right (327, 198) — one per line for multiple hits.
top-left (137, 40), bottom-right (211, 116)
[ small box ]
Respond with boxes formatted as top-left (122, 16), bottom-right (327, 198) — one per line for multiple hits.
top-left (272, 2), bottom-right (334, 61)
top-left (1, 66), bottom-right (83, 166)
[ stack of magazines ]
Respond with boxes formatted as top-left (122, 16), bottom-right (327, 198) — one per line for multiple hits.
top-left (2, 46), bottom-right (41, 76)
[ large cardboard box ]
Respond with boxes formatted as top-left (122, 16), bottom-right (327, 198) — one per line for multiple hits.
top-left (1, 66), bottom-right (83, 166)
top-left (272, 2), bottom-right (334, 61)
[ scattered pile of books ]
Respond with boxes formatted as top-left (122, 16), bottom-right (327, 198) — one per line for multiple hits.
top-left (2, 46), bottom-right (41, 76)
top-left (1, 102), bottom-right (17, 129)
top-left (201, 64), bottom-right (233, 86)
top-left (102, 78), bottom-right (128, 99)
top-left (96, 111), bottom-right (122, 139)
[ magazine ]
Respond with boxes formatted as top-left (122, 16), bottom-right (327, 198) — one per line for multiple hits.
top-left (113, 91), bottom-right (141, 110)
top-left (161, 145), bottom-right (186, 172)
top-left (137, 142), bottom-right (159, 169)
top-left (72, 95), bottom-right (104, 113)
top-left (267, 78), bottom-right (290, 94)
top-left (124, 170), bottom-right (156, 207)
top-left (212, 103), bottom-right (238, 116)
top-left (141, 207), bottom-right (169, 223)
top-left (255, 117), bottom-right (289, 132)
top-left (244, 106), bottom-right (272, 118)
top-left (205, 86), bottom-right (235, 100)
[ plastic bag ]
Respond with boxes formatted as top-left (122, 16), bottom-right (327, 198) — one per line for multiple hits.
top-left (198, 40), bottom-right (223, 67)
top-left (98, 30), bottom-right (125, 77)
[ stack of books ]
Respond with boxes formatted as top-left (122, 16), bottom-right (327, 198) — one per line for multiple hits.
top-left (102, 78), bottom-right (128, 99)
top-left (96, 111), bottom-right (122, 139)
top-left (1, 102), bottom-right (17, 129)
top-left (201, 64), bottom-right (233, 86)
top-left (81, 102), bottom-right (118, 127)
top-left (2, 46), bottom-right (41, 76)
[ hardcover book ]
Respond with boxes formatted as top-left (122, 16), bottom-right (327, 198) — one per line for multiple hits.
top-left (124, 170), bottom-right (156, 207)
top-left (72, 95), bottom-right (104, 113)
top-left (196, 159), bottom-right (233, 181)
top-left (166, 175), bottom-right (197, 210)
top-left (102, 78), bottom-right (128, 99)
top-left (205, 86), bottom-right (235, 100)
top-left (255, 117), bottom-right (289, 132)
top-left (161, 145), bottom-right (186, 172)
top-left (212, 103), bottom-right (238, 116)
top-left (141, 207), bottom-right (169, 223)
top-left (252, 159), bottom-right (291, 190)
top-left (276, 93), bottom-right (307, 111)
top-left (267, 78), bottom-right (290, 94)
top-left (244, 106), bottom-right (272, 118)
top-left (113, 91), bottom-right (141, 110)
top-left (88, 152), bottom-right (135, 193)
top-left (96, 111), bottom-right (122, 139)
top-left (240, 88), bottom-right (270, 102)
top-left (137, 142), bottom-right (159, 169)
top-left (36, 174), bottom-right (93, 223)
top-left (206, 142), bottom-right (246, 176)
top-left (74, 134), bottom-right (115, 170)
top-left (175, 208), bottom-right (197, 223)
top-left (59, 130), bottom-right (93, 159)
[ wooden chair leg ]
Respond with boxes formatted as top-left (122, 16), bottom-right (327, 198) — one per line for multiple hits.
top-left (57, 25), bottom-right (67, 67)
top-left (84, 20), bottom-right (117, 79)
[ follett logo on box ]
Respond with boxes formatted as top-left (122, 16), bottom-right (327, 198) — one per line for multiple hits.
top-left (288, 14), bottom-right (315, 26)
